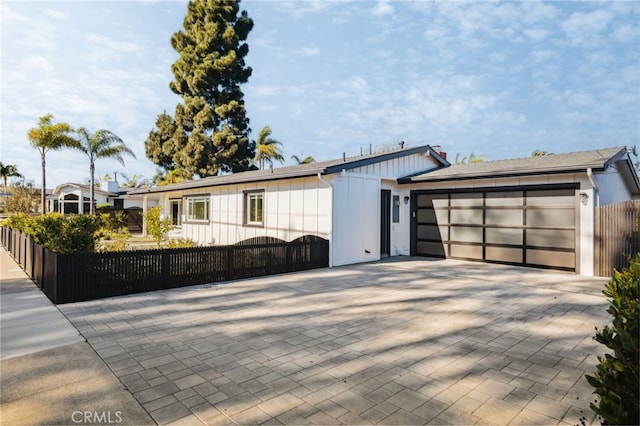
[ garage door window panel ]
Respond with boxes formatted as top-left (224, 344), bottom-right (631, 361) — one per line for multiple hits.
top-left (450, 226), bottom-right (483, 243)
top-left (450, 208), bottom-right (483, 225)
top-left (486, 227), bottom-right (523, 245)
top-left (526, 208), bottom-right (575, 227)
top-left (486, 246), bottom-right (523, 263)
top-left (451, 244), bottom-right (483, 259)
top-left (526, 229), bottom-right (575, 249)
top-left (485, 191), bottom-right (523, 206)
top-left (527, 249), bottom-right (575, 268)
top-left (485, 208), bottom-right (523, 226)
top-left (417, 225), bottom-right (447, 240)
top-left (526, 189), bottom-right (575, 206)
top-left (450, 193), bottom-right (483, 207)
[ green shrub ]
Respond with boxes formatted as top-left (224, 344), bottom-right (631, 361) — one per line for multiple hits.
top-left (30, 214), bottom-right (103, 254)
top-left (99, 211), bottom-right (127, 232)
top-left (164, 237), bottom-right (199, 249)
top-left (5, 213), bottom-right (103, 254)
top-left (2, 212), bottom-right (32, 232)
top-left (586, 254), bottom-right (639, 425)
top-left (97, 228), bottom-right (130, 252)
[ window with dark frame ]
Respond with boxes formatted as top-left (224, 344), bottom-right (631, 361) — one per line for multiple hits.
top-left (244, 190), bottom-right (264, 226)
top-left (170, 199), bottom-right (182, 226)
top-left (186, 196), bottom-right (209, 222)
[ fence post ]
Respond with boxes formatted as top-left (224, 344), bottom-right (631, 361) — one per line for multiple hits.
top-left (286, 243), bottom-right (292, 272)
top-left (226, 247), bottom-right (234, 281)
top-left (162, 250), bottom-right (170, 288)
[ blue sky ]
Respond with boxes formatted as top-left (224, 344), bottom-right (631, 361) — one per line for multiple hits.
top-left (1, 1), bottom-right (639, 188)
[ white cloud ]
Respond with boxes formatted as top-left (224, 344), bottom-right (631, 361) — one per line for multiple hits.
top-left (561, 9), bottom-right (613, 47)
top-left (373, 1), bottom-right (394, 17)
top-left (610, 24), bottom-right (639, 43)
top-left (42, 8), bottom-right (68, 20)
top-left (523, 29), bottom-right (549, 42)
top-left (297, 46), bottom-right (319, 56)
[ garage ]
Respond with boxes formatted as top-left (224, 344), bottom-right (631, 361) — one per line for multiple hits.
top-left (411, 184), bottom-right (579, 271)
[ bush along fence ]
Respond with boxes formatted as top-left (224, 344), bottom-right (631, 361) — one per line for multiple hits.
top-left (1, 227), bottom-right (329, 304)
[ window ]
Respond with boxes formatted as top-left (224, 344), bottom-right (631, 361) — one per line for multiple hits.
top-left (170, 200), bottom-right (182, 226)
top-left (392, 195), bottom-right (400, 223)
top-left (244, 190), bottom-right (264, 226)
top-left (186, 196), bottom-right (209, 221)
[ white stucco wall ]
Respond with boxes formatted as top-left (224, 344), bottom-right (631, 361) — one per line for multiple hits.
top-left (593, 164), bottom-right (634, 206)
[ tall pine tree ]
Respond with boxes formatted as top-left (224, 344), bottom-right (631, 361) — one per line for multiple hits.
top-left (146, 0), bottom-right (255, 177)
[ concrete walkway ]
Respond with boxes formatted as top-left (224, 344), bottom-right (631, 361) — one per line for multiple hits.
top-left (0, 247), bottom-right (152, 425)
top-left (59, 258), bottom-right (610, 425)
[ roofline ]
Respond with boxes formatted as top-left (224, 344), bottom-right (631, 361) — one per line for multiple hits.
top-left (603, 147), bottom-right (628, 169)
top-left (131, 169), bottom-right (327, 195)
top-left (133, 144), bottom-right (445, 195)
top-left (399, 166), bottom-right (607, 184)
top-left (325, 145), bottom-right (448, 174)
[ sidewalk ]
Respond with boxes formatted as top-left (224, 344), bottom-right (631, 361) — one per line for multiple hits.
top-left (0, 247), bottom-right (153, 425)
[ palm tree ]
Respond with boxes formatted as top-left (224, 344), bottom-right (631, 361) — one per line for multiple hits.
top-left (454, 152), bottom-right (487, 164)
top-left (0, 162), bottom-right (23, 195)
top-left (531, 150), bottom-right (552, 157)
top-left (254, 126), bottom-right (284, 169)
top-left (74, 127), bottom-right (135, 214)
top-left (291, 154), bottom-right (315, 165)
top-left (27, 114), bottom-right (79, 213)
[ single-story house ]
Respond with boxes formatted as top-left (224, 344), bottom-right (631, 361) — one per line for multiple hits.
top-left (48, 180), bottom-right (156, 215)
top-left (131, 145), bottom-right (639, 276)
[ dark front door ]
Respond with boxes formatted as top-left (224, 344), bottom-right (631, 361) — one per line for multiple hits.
top-left (380, 190), bottom-right (391, 257)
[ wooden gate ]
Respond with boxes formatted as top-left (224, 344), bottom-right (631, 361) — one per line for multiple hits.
top-left (595, 200), bottom-right (640, 277)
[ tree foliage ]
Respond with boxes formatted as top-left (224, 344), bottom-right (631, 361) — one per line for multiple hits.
top-left (531, 149), bottom-right (553, 157)
top-left (145, 0), bottom-right (255, 178)
top-left (291, 154), bottom-right (315, 165)
top-left (454, 153), bottom-right (487, 164)
top-left (3, 180), bottom-right (40, 214)
top-left (254, 126), bottom-right (284, 169)
top-left (74, 127), bottom-right (135, 214)
top-left (586, 255), bottom-right (639, 425)
top-left (27, 114), bottom-right (79, 214)
top-left (0, 162), bottom-right (23, 194)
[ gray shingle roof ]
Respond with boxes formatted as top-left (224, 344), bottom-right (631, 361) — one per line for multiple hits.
top-left (404, 146), bottom-right (628, 183)
top-left (132, 145), bottom-right (445, 194)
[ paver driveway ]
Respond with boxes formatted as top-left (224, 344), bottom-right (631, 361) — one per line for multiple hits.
top-left (60, 258), bottom-right (609, 425)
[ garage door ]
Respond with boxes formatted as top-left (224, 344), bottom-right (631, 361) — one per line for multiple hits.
top-left (412, 185), bottom-right (578, 271)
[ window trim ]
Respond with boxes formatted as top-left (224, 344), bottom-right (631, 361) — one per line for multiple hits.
top-left (169, 199), bottom-right (183, 227)
top-left (244, 190), bottom-right (265, 227)
top-left (184, 194), bottom-right (210, 223)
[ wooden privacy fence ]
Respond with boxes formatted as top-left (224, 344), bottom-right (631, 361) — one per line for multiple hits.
top-left (0, 227), bottom-right (329, 304)
top-left (595, 200), bottom-right (640, 277)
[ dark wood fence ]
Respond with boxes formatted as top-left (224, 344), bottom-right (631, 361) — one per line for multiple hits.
top-left (0, 227), bottom-right (328, 304)
top-left (595, 200), bottom-right (640, 277)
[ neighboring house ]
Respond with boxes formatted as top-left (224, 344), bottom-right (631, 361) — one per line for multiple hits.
top-left (400, 146), bottom-right (640, 276)
top-left (47, 180), bottom-right (156, 214)
top-left (131, 145), bottom-right (639, 276)
top-left (131, 145), bottom-right (448, 267)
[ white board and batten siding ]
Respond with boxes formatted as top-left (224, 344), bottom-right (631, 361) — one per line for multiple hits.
top-left (328, 150), bottom-right (442, 266)
top-left (349, 151), bottom-right (438, 179)
top-left (174, 176), bottom-right (331, 246)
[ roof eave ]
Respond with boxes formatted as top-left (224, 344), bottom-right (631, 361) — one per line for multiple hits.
top-left (401, 166), bottom-right (607, 184)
